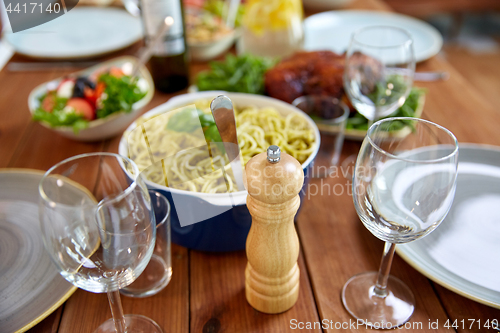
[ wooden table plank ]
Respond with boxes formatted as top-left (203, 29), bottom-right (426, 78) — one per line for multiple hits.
top-left (443, 43), bottom-right (500, 110)
top-left (7, 122), bottom-right (104, 170)
top-left (189, 249), bottom-right (321, 333)
top-left (24, 307), bottom-right (64, 333)
top-left (0, 68), bottom-right (65, 168)
top-left (413, 56), bottom-right (500, 146)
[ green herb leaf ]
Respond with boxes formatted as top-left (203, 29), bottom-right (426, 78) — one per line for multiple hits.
top-left (32, 107), bottom-right (89, 133)
top-left (97, 73), bottom-right (146, 119)
top-left (196, 54), bottom-right (277, 94)
top-left (346, 87), bottom-right (427, 131)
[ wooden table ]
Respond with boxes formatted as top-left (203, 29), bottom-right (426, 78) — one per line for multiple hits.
top-left (2, 0), bottom-right (500, 332)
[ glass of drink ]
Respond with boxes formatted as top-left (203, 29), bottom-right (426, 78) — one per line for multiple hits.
top-left (293, 95), bottom-right (349, 178)
top-left (39, 153), bottom-right (162, 333)
top-left (121, 190), bottom-right (172, 298)
top-left (343, 117), bottom-right (459, 328)
top-left (344, 26), bottom-right (415, 124)
top-left (237, 0), bottom-right (304, 57)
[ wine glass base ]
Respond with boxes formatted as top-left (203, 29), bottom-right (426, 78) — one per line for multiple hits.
top-left (342, 272), bottom-right (415, 329)
top-left (94, 314), bottom-right (163, 333)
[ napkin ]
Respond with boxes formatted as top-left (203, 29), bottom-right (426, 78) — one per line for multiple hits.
top-left (0, 40), bottom-right (14, 71)
top-left (0, 3), bottom-right (15, 71)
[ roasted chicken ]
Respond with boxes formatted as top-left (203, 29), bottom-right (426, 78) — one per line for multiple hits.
top-left (264, 51), bottom-right (346, 104)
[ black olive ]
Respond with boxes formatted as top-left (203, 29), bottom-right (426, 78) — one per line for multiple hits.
top-left (72, 77), bottom-right (96, 98)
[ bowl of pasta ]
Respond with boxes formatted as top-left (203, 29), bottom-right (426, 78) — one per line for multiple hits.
top-left (119, 91), bottom-right (320, 251)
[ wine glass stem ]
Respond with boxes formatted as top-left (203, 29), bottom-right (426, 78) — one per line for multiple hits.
top-left (107, 291), bottom-right (127, 333)
top-left (373, 242), bottom-right (396, 298)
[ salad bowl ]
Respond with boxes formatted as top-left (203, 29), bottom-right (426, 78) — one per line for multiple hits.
top-left (28, 56), bottom-right (154, 142)
top-left (186, 7), bottom-right (239, 61)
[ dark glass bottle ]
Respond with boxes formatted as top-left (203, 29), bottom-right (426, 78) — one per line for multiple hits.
top-left (141, 0), bottom-right (190, 93)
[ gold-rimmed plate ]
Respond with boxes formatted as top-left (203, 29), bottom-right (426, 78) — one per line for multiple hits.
top-left (0, 169), bottom-right (77, 333)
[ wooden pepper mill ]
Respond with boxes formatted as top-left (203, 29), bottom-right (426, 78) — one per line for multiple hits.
top-left (244, 145), bottom-right (304, 314)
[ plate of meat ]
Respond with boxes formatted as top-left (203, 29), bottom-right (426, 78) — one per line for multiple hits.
top-left (193, 51), bottom-right (426, 140)
top-left (264, 51), bottom-right (426, 140)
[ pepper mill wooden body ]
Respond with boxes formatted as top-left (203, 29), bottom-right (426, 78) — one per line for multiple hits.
top-left (244, 145), bottom-right (304, 314)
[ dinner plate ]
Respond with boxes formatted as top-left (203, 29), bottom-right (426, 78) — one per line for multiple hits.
top-left (303, 10), bottom-right (443, 63)
top-left (5, 7), bottom-right (142, 59)
top-left (0, 169), bottom-right (76, 333)
top-left (396, 144), bottom-right (500, 308)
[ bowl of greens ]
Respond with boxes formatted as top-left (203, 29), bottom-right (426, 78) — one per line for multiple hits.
top-left (195, 54), bottom-right (277, 94)
top-left (344, 87), bottom-right (426, 140)
top-left (29, 56), bottom-right (154, 141)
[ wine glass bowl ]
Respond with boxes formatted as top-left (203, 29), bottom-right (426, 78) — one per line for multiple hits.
top-left (354, 118), bottom-right (459, 243)
top-left (343, 117), bottom-right (458, 328)
top-left (39, 153), bottom-right (162, 333)
top-left (344, 26), bottom-right (415, 121)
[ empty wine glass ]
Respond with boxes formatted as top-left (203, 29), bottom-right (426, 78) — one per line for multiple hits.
top-left (39, 153), bottom-right (162, 333)
top-left (344, 26), bottom-right (415, 124)
top-left (343, 117), bottom-right (458, 328)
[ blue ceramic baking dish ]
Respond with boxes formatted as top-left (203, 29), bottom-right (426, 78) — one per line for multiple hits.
top-left (119, 92), bottom-right (320, 251)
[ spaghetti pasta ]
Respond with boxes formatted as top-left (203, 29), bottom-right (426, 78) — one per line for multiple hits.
top-left (126, 99), bottom-right (316, 193)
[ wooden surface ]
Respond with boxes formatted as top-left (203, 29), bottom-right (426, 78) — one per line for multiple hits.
top-left (382, 0), bottom-right (500, 17)
top-left (442, 42), bottom-right (500, 110)
top-left (1, 0), bottom-right (499, 332)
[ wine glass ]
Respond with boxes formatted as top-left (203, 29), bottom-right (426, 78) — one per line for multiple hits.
top-left (343, 117), bottom-right (458, 328)
top-left (39, 153), bottom-right (162, 333)
top-left (344, 26), bottom-right (415, 124)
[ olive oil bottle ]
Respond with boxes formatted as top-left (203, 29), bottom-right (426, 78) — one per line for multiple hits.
top-left (141, 0), bottom-right (189, 93)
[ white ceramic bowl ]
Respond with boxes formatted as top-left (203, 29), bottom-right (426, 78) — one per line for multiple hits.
top-left (28, 56), bottom-right (154, 142)
top-left (188, 30), bottom-right (237, 62)
top-left (118, 91), bottom-right (320, 251)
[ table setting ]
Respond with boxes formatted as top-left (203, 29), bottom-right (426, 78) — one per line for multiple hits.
top-left (0, 0), bottom-right (499, 332)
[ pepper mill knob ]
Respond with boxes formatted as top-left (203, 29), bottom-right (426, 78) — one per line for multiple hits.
top-left (267, 145), bottom-right (281, 163)
top-left (244, 146), bottom-right (304, 314)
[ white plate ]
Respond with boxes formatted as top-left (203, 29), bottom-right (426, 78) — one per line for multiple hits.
top-left (0, 169), bottom-right (77, 333)
top-left (5, 7), bottom-right (142, 59)
top-left (396, 144), bottom-right (500, 308)
top-left (303, 10), bottom-right (443, 63)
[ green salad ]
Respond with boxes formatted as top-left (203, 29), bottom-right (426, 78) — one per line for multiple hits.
top-left (196, 54), bottom-right (277, 94)
top-left (32, 67), bottom-right (147, 133)
top-left (347, 87), bottom-right (426, 132)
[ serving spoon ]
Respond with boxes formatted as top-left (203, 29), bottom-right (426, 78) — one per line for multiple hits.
top-left (210, 95), bottom-right (245, 192)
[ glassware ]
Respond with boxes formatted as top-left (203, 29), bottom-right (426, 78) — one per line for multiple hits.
top-left (237, 0), bottom-right (304, 57)
top-left (343, 26), bottom-right (415, 123)
top-left (292, 95), bottom-right (349, 178)
top-left (141, 0), bottom-right (190, 93)
top-left (121, 190), bottom-right (172, 298)
top-left (39, 153), bottom-right (162, 333)
top-left (343, 117), bottom-right (459, 328)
